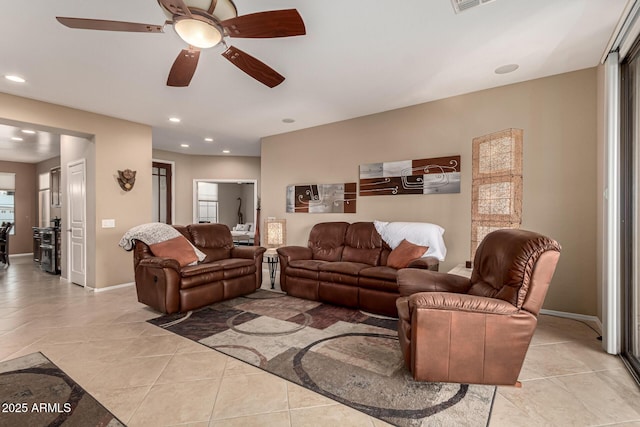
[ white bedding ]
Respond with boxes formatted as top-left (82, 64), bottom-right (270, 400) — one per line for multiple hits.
top-left (374, 220), bottom-right (447, 261)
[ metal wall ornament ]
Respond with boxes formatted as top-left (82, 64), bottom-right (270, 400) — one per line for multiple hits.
top-left (117, 169), bottom-right (137, 192)
top-left (286, 183), bottom-right (357, 213)
top-left (359, 155), bottom-right (461, 196)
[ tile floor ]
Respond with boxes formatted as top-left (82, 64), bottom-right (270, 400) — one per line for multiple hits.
top-left (1, 255), bottom-right (639, 426)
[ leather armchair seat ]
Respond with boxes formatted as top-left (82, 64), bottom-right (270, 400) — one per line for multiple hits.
top-left (133, 223), bottom-right (266, 314)
top-left (277, 222), bottom-right (440, 317)
top-left (396, 229), bottom-right (561, 385)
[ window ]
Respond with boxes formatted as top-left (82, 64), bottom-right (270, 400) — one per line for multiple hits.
top-left (39, 172), bottom-right (51, 228)
top-left (0, 173), bottom-right (16, 234)
top-left (196, 182), bottom-right (218, 223)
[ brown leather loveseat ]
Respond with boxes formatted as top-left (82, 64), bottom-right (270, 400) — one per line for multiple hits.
top-left (133, 223), bottom-right (266, 314)
top-left (277, 221), bottom-right (440, 317)
top-left (396, 229), bottom-right (561, 385)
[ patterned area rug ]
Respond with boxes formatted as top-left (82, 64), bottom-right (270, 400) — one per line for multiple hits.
top-left (149, 290), bottom-right (496, 427)
top-left (0, 352), bottom-right (124, 427)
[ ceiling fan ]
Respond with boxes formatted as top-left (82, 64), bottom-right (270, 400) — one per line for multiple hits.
top-left (56, 0), bottom-right (306, 88)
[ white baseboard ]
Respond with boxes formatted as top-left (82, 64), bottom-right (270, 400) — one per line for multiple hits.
top-left (91, 282), bottom-right (135, 293)
top-left (540, 309), bottom-right (603, 334)
top-left (8, 253), bottom-right (33, 258)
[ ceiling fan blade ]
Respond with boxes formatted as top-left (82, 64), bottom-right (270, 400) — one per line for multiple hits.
top-left (222, 46), bottom-right (284, 88)
top-left (221, 9), bottom-right (306, 39)
top-left (158, 0), bottom-right (192, 17)
top-left (167, 48), bottom-right (200, 87)
top-left (56, 17), bottom-right (164, 32)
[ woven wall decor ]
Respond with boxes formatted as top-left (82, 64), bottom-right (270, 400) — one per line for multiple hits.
top-left (471, 129), bottom-right (523, 258)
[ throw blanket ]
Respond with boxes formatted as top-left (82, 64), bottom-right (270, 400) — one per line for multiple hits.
top-left (119, 222), bottom-right (206, 263)
top-left (374, 220), bottom-right (447, 261)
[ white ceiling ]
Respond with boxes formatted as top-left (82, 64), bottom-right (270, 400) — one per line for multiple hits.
top-left (0, 0), bottom-right (629, 162)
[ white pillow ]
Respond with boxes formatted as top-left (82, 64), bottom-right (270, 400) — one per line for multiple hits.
top-left (374, 220), bottom-right (447, 261)
top-left (235, 223), bottom-right (250, 231)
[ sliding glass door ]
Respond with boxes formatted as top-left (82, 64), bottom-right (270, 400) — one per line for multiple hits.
top-left (621, 42), bottom-right (640, 383)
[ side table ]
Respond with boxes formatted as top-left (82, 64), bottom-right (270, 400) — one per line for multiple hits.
top-left (448, 263), bottom-right (472, 278)
top-left (264, 249), bottom-right (279, 289)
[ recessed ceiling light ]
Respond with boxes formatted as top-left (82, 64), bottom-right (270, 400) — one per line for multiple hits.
top-left (494, 64), bottom-right (519, 75)
top-left (222, 150), bottom-right (231, 154)
top-left (180, 143), bottom-right (189, 148)
top-left (21, 129), bottom-right (36, 134)
top-left (11, 137), bottom-right (23, 141)
top-left (204, 137), bottom-right (213, 142)
top-left (169, 117), bottom-right (181, 123)
top-left (5, 75), bottom-right (26, 83)
top-left (282, 118), bottom-right (295, 123)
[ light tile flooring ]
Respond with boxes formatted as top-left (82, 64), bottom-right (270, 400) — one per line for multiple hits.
top-left (1, 255), bottom-right (639, 426)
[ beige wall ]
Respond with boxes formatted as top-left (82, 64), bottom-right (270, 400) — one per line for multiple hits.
top-left (0, 160), bottom-right (36, 254)
top-left (0, 92), bottom-right (152, 289)
top-left (153, 150), bottom-right (260, 226)
top-left (262, 68), bottom-right (598, 316)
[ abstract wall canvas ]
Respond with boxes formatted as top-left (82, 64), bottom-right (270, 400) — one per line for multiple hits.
top-left (286, 183), bottom-right (357, 213)
top-left (359, 156), bottom-right (461, 196)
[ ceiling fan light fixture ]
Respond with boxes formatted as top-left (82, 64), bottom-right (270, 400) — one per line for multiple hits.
top-left (174, 17), bottom-right (222, 49)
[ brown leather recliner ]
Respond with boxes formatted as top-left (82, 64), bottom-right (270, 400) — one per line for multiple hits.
top-left (133, 223), bottom-right (266, 314)
top-left (396, 229), bottom-right (561, 385)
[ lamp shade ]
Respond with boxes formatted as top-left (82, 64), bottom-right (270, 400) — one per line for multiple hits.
top-left (265, 219), bottom-right (286, 248)
top-left (174, 18), bottom-right (222, 49)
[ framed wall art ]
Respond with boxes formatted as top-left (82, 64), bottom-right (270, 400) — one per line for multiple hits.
top-left (359, 155), bottom-right (460, 196)
top-left (286, 183), bottom-right (357, 213)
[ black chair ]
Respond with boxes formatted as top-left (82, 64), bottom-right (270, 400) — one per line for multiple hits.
top-left (0, 222), bottom-right (13, 267)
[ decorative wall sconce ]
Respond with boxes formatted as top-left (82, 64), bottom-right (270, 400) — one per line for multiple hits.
top-left (117, 169), bottom-right (137, 192)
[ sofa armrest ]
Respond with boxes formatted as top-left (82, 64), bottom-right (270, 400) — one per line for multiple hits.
top-left (138, 257), bottom-right (181, 272)
top-left (231, 245), bottom-right (267, 260)
top-left (397, 268), bottom-right (471, 296)
top-left (135, 257), bottom-right (182, 314)
top-left (408, 292), bottom-right (519, 315)
top-left (277, 246), bottom-right (312, 262)
top-left (407, 256), bottom-right (439, 271)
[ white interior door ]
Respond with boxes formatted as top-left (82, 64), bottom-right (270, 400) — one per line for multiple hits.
top-left (67, 160), bottom-right (86, 287)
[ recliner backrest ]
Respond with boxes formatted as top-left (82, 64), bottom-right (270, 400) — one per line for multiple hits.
top-left (188, 223), bottom-right (233, 262)
top-left (308, 222), bottom-right (349, 261)
top-left (342, 222), bottom-right (383, 266)
top-left (468, 229), bottom-right (561, 308)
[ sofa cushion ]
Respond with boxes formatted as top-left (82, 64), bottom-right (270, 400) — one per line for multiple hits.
top-left (386, 239), bottom-right (428, 269)
top-left (358, 266), bottom-right (399, 293)
top-left (309, 222), bottom-right (349, 261)
top-left (319, 261), bottom-right (370, 276)
top-left (180, 262), bottom-right (224, 278)
top-left (359, 266), bottom-right (398, 281)
top-left (289, 259), bottom-right (328, 271)
top-left (179, 264), bottom-right (225, 289)
top-left (212, 258), bottom-right (256, 280)
top-left (149, 235), bottom-right (199, 267)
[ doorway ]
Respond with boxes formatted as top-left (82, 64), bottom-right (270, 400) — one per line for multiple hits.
top-left (152, 161), bottom-right (173, 224)
top-left (621, 42), bottom-right (640, 383)
top-left (193, 179), bottom-right (257, 229)
top-left (67, 159), bottom-right (86, 287)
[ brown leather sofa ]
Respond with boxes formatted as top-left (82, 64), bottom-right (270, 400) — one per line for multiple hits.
top-left (133, 223), bottom-right (266, 314)
top-left (277, 221), bottom-right (439, 317)
top-left (396, 229), bottom-right (561, 385)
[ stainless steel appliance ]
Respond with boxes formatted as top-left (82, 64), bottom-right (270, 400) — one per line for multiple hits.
top-left (40, 227), bottom-right (59, 274)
